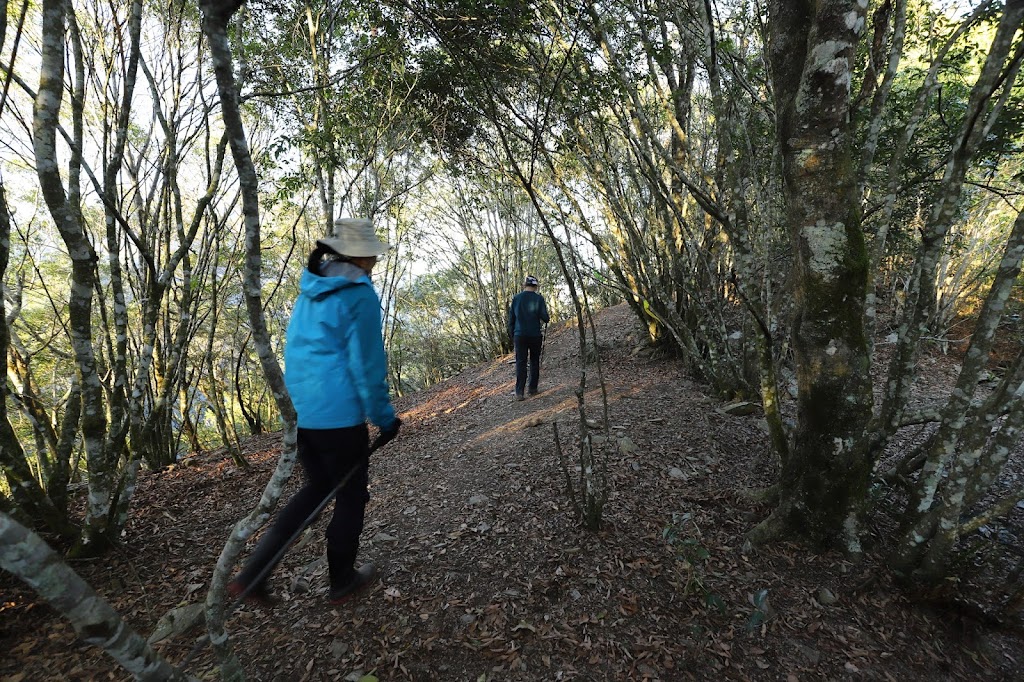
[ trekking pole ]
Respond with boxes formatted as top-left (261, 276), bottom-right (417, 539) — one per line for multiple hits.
top-left (177, 435), bottom-right (389, 672)
top-left (232, 435), bottom-right (389, 606)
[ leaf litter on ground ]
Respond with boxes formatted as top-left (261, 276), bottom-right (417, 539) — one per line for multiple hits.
top-left (2, 304), bottom-right (1023, 681)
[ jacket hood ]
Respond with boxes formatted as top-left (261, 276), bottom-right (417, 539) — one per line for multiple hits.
top-left (299, 261), bottom-right (371, 300)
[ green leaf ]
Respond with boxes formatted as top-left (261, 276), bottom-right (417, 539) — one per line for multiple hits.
top-left (747, 610), bottom-right (766, 632)
top-left (705, 593), bottom-right (726, 614)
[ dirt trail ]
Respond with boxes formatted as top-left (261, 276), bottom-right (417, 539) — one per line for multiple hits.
top-left (2, 304), bottom-right (1021, 681)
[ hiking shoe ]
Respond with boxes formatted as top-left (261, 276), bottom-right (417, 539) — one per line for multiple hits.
top-left (514, 393), bottom-right (525, 402)
top-left (528, 389), bottom-right (540, 396)
top-left (328, 562), bottom-right (378, 606)
top-left (227, 578), bottom-right (277, 608)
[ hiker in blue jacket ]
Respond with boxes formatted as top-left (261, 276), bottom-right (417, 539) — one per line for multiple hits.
top-left (229, 218), bottom-right (401, 606)
top-left (507, 275), bottom-right (550, 400)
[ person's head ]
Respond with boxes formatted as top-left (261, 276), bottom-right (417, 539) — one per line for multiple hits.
top-left (309, 218), bottom-right (393, 275)
top-left (523, 275), bottom-right (539, 291)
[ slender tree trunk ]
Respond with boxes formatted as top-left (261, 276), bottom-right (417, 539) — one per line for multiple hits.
top-left (891, 203), bottom-right (1024, 579)
top-left (233, 336), bottom-right (263, 435)
top-left (51, 378), bottom-right (82, 516)
top-left (33, 0), bottom-right (113, 553)
top-left (204, 234), bottom-right (245, 465)
top-left (200, 2), bottom-right (298, 677)
top-left (0, 511), bottom-right (194, 681)
top-left (102, 0), bottom-right (143, 486)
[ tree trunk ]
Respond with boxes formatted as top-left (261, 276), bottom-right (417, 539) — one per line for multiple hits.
top-left (751, 0), bottom-right (874, 552)
top-left (200, 1), bottom-right (298, 677)
top-left (891, 205), bottom-right (1024, 579)
top-left (100, 0), bottom-right (143, 489)
top-left (33, 0), bottom-right (115, 553)
top-left (0, 511), bottom-right (194, 681)
top-left (203, 236), bottom-right (245, 465)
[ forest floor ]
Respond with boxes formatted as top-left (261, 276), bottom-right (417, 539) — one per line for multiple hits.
top-left (2, 303), bottom-right (1024, 681)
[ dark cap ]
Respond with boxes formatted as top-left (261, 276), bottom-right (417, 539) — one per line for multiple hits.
top-left (524, 275), bottom-right (539, 287)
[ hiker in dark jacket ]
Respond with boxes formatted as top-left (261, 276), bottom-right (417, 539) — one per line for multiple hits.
top-left (507, 275), bottom-right (550, 400)
top-left (229, 218), bottom-right (401, 606)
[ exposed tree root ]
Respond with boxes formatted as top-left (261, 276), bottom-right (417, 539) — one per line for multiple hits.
top-left (746, 507), bottom-right (790, 546)
top-left (739, 483), bottom-right (780, 505)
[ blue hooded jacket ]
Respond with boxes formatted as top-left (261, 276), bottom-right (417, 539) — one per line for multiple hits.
top-left (284, 261), bottom-right (397, 431)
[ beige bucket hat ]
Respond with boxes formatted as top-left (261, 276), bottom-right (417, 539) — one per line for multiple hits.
top-left (317, 218), bottom-right (393, 258)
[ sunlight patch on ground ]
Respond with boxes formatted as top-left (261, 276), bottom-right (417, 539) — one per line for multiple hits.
top-left (398, 343), bottom-right (682, 449)
top-left (400, 384), bottom-right (490, 422)
top-left (467, 379), bottom-right (666, 447)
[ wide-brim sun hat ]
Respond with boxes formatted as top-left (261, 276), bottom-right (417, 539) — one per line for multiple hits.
top-left (317, 218), bottom-right (393, 258)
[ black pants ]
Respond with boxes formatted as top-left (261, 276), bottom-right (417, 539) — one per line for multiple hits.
top-left (235, 424), bottom-right (370, 589)
top-left (514, 334), bottom-right (543, 396)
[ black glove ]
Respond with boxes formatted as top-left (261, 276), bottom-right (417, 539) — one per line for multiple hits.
top-left (372, 418), bottom-right (401, 450)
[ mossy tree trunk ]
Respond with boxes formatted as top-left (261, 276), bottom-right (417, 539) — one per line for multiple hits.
top-left (750, 0), bottom-right (874, 552)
